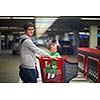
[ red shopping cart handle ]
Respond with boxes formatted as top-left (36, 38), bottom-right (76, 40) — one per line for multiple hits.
top-left (36, 56), bottom-right (62, 61)
top-left (63, 55), bottom-right (68, 61)
top-left (36, 56), bottom-right (51, 60)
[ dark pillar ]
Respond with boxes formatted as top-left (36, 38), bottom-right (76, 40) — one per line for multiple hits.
top-left (4, 34), bottom-right (8, 49)
top-left (73, 31), bottom-right (80, 54)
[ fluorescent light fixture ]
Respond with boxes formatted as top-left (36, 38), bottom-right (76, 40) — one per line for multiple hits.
top-left (0, 17), bottom-right (11, 19)
top-left (13, 31), bottom-right (24, 34)
top-left (84, 27), bottom-right (89, 30)
top-left (0, 27), bottom-right (19, 29)
top-left (12, 17), bottom-right (35, 19)
top-left (79, 32), bottom-right (89, 35)
top-left (69, 32), bottom-right (74, 34)
top-left (81, 18), bottom-right (100, 20)
top-left (0, 17), bottom-right (35, 19)
top-left (0, 27), bottom-right (8, 29)
top-left (9, 27), bottom-right (19, 29)
top-left (19, 31), bottom-right (24, 34)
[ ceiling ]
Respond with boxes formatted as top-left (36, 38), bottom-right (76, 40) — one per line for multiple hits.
top-left (0, 17), bottom-right (35, 34)
top-left (0, 16), bottom-right (100, 35)
top-left (45, 16), bottom-right (100, 35)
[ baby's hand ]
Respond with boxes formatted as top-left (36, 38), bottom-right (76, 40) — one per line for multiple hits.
top-left (50, 56), bottom-right (57, 60)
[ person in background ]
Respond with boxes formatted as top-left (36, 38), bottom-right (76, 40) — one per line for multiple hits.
top-left (19, 22), bottom-right (52, 83)
top-left (46, 43), bottom-right (61, 79)
top-left (96, 45), bottom-right (100, 50)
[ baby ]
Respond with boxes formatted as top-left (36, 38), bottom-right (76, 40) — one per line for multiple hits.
top-left (46, 43), bottom-right (61, 79)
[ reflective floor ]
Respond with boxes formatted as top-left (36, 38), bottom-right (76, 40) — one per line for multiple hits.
top-left (0, 50), bottom-right (19, 83)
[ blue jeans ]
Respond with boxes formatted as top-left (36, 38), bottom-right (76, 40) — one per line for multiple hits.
top-left (19, 65), bottom-right (38, 83)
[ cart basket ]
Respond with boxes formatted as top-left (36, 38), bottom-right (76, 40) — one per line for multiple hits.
top-left (62, 60), bottom-right (78, 83)
top-left (37, 56), bottom-right (64, 83)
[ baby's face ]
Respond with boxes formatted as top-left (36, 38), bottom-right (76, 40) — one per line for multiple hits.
top-left (50, 44), bottom-right (57, 53)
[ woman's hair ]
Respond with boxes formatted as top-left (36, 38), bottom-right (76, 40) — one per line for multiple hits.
top-left (24, 22), bottom-right (34, 30)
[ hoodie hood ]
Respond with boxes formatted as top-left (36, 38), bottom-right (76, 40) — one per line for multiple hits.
top-left (20, 34), bottom-right (30, 40)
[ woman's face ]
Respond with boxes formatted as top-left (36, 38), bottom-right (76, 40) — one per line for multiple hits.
top-left (25, 26), bottom-right (35, 37)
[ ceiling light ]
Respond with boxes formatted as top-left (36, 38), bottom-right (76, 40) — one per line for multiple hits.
top-left (81, 18), bottom-right (100, 20)
top-left (12, 17), bottom-right (35, 19)
top-left (0, 17), bottom-right (11, 19)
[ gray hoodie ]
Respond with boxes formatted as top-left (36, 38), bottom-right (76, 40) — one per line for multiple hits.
top-left (20, 34), bottom-right (50, 69)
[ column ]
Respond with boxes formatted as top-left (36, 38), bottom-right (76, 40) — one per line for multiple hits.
top-left (89, 26), bottom-right (98, 48)
top-left (5, 34), bottom-right (8, 49)
top-left (73, 31), bottom-right (80, 54)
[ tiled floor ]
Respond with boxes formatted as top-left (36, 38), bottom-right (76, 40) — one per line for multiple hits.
top-left (67, 55), bottom-right (90, 83)
top-left (70, 72), bottom-right (89, 83)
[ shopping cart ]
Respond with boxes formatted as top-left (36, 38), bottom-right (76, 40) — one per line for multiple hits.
top-left (37, 56), bottom-right (78, 83)
top-left (62, 60), bottom-right (78, 83)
